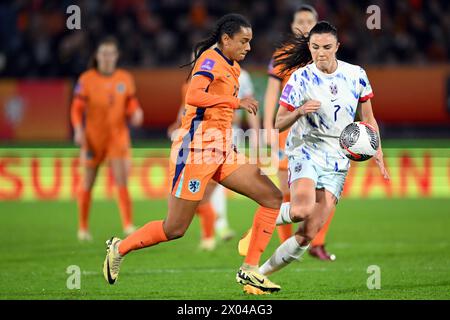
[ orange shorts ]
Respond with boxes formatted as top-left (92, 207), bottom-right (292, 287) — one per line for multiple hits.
top-left (81, 134), bottom-right (130, 167)
top-left (169, 143), bottom-right (247, 201)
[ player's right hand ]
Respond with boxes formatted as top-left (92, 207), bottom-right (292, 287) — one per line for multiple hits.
top-left (167, 121), bottom-right (180, 141)
top-left (298, 100), bottom-right (321, 116)
top-left (74, 127), bottom-right (85, 146)
top-left (239, 97), bottom-right (258, 115)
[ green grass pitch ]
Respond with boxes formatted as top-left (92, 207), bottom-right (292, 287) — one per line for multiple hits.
top-left (1, 198), bottom-right (449, 300)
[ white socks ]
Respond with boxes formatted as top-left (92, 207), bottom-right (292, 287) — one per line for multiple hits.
top-left (259, 236), bottom-right (310, 275)
top-left (211, 184), bottom-right (228, 230)
top-left (276, 202), bottom-right (292, 225)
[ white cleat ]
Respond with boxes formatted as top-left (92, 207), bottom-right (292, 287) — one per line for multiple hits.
top-left (123, 225), bottom-right (137, 236)
top-left (103, 237), bottom-right (124, 285)
top-left (217, 227), bottom-right (236, 242)
top-left (77, 230), bottom-right (93, 242)
top-left (199, 237), bottom-right (216, 251)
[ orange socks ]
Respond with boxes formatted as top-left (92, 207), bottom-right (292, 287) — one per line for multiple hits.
top-left (118, 220), bottom-right (168, 256)
top-left (244, 206), bottom-right (279, 266)
top-left (78, 189), bottom-right (91, 231)
top-left (196, 203), bottom-right (216, 239)
top-left (117, 186), bottom-right (133, 229)
top-left (311, 208), bottom-right (336, 247)
top-left (277, 194), bottom-right (292, 243)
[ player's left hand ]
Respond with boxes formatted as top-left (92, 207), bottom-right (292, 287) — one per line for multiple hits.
top-left (130, 108), bottom-right (144, 127)
top-left (374, 148), bottom-right (390, 180)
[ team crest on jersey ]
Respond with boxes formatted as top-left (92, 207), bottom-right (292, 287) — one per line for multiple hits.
top-left (294, 162), bottom-right (302, 173)
top-left (188, 179), bottom-right (201, 194)
top-left (200, 59), bottom-right (215, 71)
top-left (117, 82), bottom-right (126, 93)
top-left (330, 82), bottom-right (338, 95)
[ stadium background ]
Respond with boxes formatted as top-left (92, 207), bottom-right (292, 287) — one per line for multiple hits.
top-left (0, 0), bottom-right (449, 300)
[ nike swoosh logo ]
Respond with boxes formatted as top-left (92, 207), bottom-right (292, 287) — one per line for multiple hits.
top-left (106, 258), bottom-right (115, 284)
top-left (263, 230), bottom-right (272, 235)
top-left (253, 276), bottom-right (265, 284)
top-left (331, 99), bottom-right (338, 102)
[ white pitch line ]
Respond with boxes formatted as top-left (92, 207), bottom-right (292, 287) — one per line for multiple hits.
top-left (82, 267), bottom-right (337, 276)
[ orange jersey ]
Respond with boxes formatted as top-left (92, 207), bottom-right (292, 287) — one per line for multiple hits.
top-left (71, 68), bottom-right (139, 142)
top-left (168, 48), bottom-right (244, 200)
top-left (70, 69), bottom-right (140, 166)
top-left (174, 48), bottom-right (240, 151)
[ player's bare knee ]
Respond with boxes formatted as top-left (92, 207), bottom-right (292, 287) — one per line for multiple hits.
top-left (164, 226), bottom-right (187, 240)
top-left (290, 204), bottom-right (313, 222)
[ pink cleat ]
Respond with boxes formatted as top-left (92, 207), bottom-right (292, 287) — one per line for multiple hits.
top-left (309, 245), bottom-right (336, 261)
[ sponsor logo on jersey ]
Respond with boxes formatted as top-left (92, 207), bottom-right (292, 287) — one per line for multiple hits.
top-left (74, 82), bottom-right (82, 94)
top-left (200, 59), bottom-right (215, 71)
top-left (281, 84), bottom-right (293, 101)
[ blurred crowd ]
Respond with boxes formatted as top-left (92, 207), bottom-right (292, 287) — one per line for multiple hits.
top-left (0, 0), bottom-right (449, 78)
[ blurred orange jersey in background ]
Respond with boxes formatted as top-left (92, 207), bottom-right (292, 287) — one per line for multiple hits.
top-left (71, 69), bottom-right (140, 166)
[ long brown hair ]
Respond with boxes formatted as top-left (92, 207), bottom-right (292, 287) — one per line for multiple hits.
top-left (88, 36), bottom-right (119, 70)
top-left (273, 21), bottom-right (338, 76)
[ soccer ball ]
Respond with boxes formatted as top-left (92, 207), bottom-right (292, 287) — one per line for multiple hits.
top-left (339, 122), bottom-right (379, 161)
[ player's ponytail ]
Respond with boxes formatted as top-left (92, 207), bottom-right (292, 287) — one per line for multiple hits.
top-left (274, 21), bottom-right (338, 76)
top-left (181, 13), bottom-right (251, 77)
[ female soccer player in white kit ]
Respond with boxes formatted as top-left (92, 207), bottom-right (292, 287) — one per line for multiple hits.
top-left (257, 21), bottom-right (390, 277)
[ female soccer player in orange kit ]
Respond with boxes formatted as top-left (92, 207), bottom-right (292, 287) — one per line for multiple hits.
top-left (71, 36), bottom-right (143, 241)
top-left (103, 14), bottom-right (283, 294)
top-left (262, 5), bottom-right (337, 260)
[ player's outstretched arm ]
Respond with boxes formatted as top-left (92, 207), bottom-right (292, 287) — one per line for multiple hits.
top-left (359, 100), bottom-right (390, 180)
top-left (275, 100), bottom-right (321, 132)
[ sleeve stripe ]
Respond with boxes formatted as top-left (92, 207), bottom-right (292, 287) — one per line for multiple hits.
top-left (359, 92), bottom-right (374, 102)
top-left (193, 71), bottom-right (214, 81)
top-left (268, 74), bottom-right (283, 81)
top-left (280, 100), bottom-right (296, 112)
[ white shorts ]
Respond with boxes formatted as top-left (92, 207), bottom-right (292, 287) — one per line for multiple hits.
top-left (288, 156), bottom-right (348, 200)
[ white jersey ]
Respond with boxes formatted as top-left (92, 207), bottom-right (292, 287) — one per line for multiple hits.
top-left (238, 69), bottom-right (254, 99)
top-left (279, 60), bottom-right (374, 172)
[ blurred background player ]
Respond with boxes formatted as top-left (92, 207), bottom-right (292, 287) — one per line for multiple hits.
top-left (232, 68), bottom-right (260, 150)
top-left (263, 4), bottom-right (336, 261)
top-left (71, 36), bottom-right (144, 241)
top-left (104, 14), bottom-right (283, 294)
